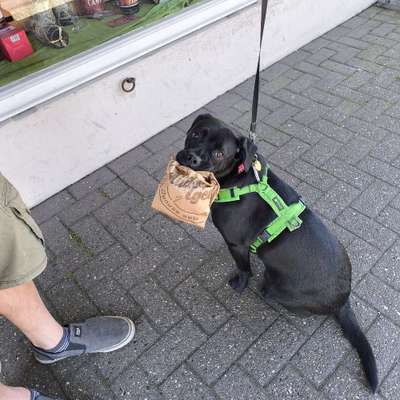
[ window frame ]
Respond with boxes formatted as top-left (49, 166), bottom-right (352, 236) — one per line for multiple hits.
top-left (0, 0), bottom-right (257, 122)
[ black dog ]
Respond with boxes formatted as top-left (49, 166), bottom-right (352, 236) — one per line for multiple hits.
top-left (176, 114), bottom-right (378, 392)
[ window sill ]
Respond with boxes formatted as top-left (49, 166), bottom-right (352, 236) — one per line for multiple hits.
top-left (0, 0), bottom-right (257, 122)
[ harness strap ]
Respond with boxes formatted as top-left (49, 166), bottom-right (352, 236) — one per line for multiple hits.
top-left (214, 168), bottom-right (306, 252)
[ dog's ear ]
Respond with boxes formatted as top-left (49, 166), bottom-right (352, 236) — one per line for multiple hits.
top-left (189, 113), bottom-right (213, 132)
top-left (237, 137), bottom-right (258, 172)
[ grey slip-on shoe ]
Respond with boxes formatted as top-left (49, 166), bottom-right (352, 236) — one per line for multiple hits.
top-left (33, 316), bottom-right (135, 364)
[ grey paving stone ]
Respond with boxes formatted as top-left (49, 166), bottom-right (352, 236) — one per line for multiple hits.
top-left (269, 138), bottom-right (310, 169)
top-left (323, 157), bottom-right (374, 191)
top-left (189, 318), bottom-right (257, 385)
top-left (71, 216), bottom-right (115, 255)
top-left (207, 106), bottom-right (244, 125)
top-left (215, 365), bottom-right (267, 400)
top-left (74, 243), bottom-right (131, 289)
top-left (181, 219), bottom-right (225, 252)
top-left (279, 120), bottom-right (323, 145)
top-left (281, 49), bottom-right (311, 67)
top-left (372, 240), bottom-right (400, 290)
top-left (100, 177), bottom-right (128, 199)
top-left (272, 165), bottom-right (302, 188)
top-left (176, 107), bottom-right (210, 131)
top-left (108, 145), bottom-right (152, 175)
top-left (260, 62), bottom-right (290, 81)
top-left (336, 208), bottom-right (396, 250)
top-left (344, 315), bottom-right (400, 389)
top-left (374, 114), bottom-right (400, 135)
top-left (111, 362), bottom-right (163, 400)
top-left (143, 126), bottom-right (184, 153)
top-left (307, 48), bottom-right (336, 66)
top-left (139, 144), bottom-right (177, 175)
top-left (263, 104), bottom-right (301, 129)
top-left (174, 276), bottom-right (230, 334)
top-left (353, 98), bottom-right (392, 123)
top-left (292, 318), bottom-right (351, 387)
top-left (194, 247), bottom-right (236, 292)
top-left (304, 87), bottom-right (342, 108)
top-left (139, 318), bottom-right (207, 384)
top-left (143, 214), bottom-right (192, 253)
top-left (69, 167), bottom-right (116, 200)
top-left (286, 73), bottom-right (321, 93)
top-left (94, 189), bottom-right (143, 225)
top-left (106, 214), bottom-right (156, 255)
top-left (336, 135), bottom-right (375, 165)
top-left (324, 365), bottom-right (384, 400)
top-left (302, 137), bottom-right (342, 167)
top-left (310, 119), bottom-right (352, 143)
top-left (120, 167), bottom-right (159, 198)
top-left (215, 284), bottom-right (279, 335)
top-left (355, 273), bottom-right (400, 324)
top-left (377, 205), bottom-right (400, 234)
top-left (346, 237), bottom-right (382, 284)
top-left (342, 117), bottom-right (389, 142)
top-left (314, 181), bottom-right (360, 219)
top-left (359, 156), bottom-right (400, 187)
top-left (115, 243), bottom-right (170, 290)
top-left (323, 99), bottom-right (361, 125)
top-left (296, 181), bottom-right (323, 205)
top-left (290, 160), bottom-right (337, 191)
top-left (46, 277), bottom-right (98, 324)
top-left (86, 278), bottom-right (141, 320)
top-left (131, 276), bottom-right (184, 333)
top-left (320, 216), bottom-right (356, 248)
top-left (359, 83), bottom-right (400, 103)
top-left (40, 216), bottom-right (77, 256)
top-left (161, 364), bottom-right (216, 400)
top-left (264, 365), bottom-right (325, 400)
top-left (155, 243), bottom-right (211, 290)
top-left (302, 37), bottom-right (332, 53)
top-left (352, 179), bottom-right (398, 218)
top-left (57, 360), bottom-right (116, 400)
top-left (380, 362), bottom-right (400, 400)
top-left (257, 122), bottom-right (291, 147)
top-left (32, 190), bottom-right (76, 224)
top-left (93, 315), bottom-right (159, 381)
top-left (256, 139), bottom-right (278, 158)
top-left (240, 317), bottom-right (305, 386)
top-left (59, 190), bottom-right (109, 226)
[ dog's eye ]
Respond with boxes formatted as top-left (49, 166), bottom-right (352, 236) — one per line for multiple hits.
top-left (192, 132), bottom-right (200, 138)
top-left (214, 151), bottom-right (224, 159)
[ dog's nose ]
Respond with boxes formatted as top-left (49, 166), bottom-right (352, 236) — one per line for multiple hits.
top-left (187, 153), bottom-right (200, 167)
top-left (177, 150), bottom-right (201, 168)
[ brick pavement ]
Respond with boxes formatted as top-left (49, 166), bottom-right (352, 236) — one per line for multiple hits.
top-left (2, 5), bottom-right (400, 399)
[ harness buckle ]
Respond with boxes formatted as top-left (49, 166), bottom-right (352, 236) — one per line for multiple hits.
top-left (259, 229), bottom-right (271, 242)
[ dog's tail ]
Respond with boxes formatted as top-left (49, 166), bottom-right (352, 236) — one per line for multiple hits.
top-left (335, 300), bottom-right (378, 392)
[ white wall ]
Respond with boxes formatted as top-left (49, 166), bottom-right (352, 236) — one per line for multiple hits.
top-left (0, 0), bottom-right (375, 207)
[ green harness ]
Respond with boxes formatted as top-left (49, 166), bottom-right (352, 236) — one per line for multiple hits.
top-left (214, 166), bottom-right (306, 253)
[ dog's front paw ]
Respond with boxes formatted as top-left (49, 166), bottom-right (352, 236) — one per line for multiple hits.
top-left (229, 272), bottom-right (250, 293)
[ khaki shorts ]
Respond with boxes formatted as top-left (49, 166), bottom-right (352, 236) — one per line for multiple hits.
top-left (0, 173), bottom-right (47, 289)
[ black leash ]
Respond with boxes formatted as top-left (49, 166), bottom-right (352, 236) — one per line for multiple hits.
top-left (249, 0), bottom-right (269, 143)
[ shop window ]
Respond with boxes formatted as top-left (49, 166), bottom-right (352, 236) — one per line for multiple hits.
top-left (0, 0), bottom-right (200, 87)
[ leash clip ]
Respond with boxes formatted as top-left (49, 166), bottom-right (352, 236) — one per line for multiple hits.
top-left (252, 155), bottom-right (261, 182)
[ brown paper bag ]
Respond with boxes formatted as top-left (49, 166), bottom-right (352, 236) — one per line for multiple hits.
top-left (152, 160), bottom-right (220, 229)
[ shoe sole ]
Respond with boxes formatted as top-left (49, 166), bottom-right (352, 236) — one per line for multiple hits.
top-left (35, 317), bottom-right (136, 365)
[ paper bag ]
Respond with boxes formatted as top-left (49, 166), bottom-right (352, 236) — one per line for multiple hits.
top-left (152, 160), bottom-right (220, 229)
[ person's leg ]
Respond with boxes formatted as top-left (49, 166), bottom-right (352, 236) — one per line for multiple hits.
top-left (0, 281), bottom-right (63, 350)
top-left (0, 383), bottom-right (30, 400)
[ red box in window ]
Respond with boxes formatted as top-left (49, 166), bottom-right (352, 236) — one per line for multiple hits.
top-left (0, 26), bottom-right (33, 62)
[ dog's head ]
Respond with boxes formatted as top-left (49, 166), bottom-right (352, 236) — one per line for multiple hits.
top-left (176, 114), bottom-right (257, 178)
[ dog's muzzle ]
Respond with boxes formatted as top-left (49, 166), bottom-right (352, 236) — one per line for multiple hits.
top-left (176, 150), bottom-right (203, 169)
